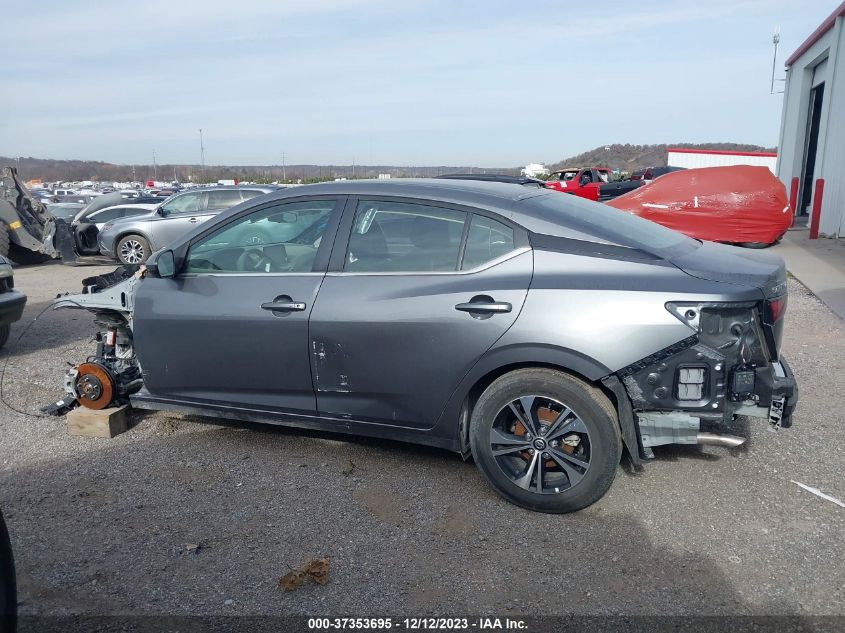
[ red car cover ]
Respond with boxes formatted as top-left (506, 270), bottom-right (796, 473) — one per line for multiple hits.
top-left (607, 166), bottom-right (792, 245)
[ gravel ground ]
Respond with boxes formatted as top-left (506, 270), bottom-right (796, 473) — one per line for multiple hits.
top-left (0, 262), bottom-right (843, 618)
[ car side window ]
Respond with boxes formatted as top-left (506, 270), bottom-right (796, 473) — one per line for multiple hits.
top-left (184, 200), bottom-right (337, 274)
top-left (206, 190), bottom-right (244, 209)
top-left (346, 201), bottom-right (466, 273)
top-left (240, 189), bottom-right (266, 201)
top-left (91, 208), bottom-right (125, 222)
top-left (461, 215), bottom-right (515, 270)
top-left (161, 193), bottom-right (201, 214)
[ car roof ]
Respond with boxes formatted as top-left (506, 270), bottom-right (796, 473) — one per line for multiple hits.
top-left (93, 203), bottom-right (159, 212)
top-left (266, 178), bottom-right (548, 206)
top-left (177, 185), bottom-right (277, 193)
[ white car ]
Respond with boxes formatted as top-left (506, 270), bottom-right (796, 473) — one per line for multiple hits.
top-left (76, 203), bottom-right (159, 231)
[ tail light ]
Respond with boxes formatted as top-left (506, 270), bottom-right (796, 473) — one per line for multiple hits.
top-left (766, 296), bottom-right (787, 323)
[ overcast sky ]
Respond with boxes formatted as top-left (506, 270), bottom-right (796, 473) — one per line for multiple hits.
top-left (2, 0), bottom-right (839, 167)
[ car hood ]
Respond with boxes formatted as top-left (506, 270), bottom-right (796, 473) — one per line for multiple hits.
top-left (668, 240), bottom-right (787, 299)
top-left (72, 192), bottom-right (125, 224)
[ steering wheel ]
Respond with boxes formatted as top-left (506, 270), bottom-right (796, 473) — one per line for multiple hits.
top-left (236, 248), bottom-right (274, 272)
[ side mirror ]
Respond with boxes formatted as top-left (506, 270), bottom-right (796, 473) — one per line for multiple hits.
top-left (149, 249), bottom-right (176, 278)
top-left (156, 206), bottom-right (167, 216)
top-left (269, 211), bottom-right (298, 223)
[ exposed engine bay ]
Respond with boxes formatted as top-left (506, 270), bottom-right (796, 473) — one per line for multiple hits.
top-left (43, 266), bottom-right (145, 415)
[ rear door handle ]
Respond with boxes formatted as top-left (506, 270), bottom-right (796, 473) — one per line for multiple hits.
top-left (455, 301), bottom-right (512, 314)
top-left (188, 217), bottom-right (199, 223)
top-left (261, 300), bottom-right (307, 312)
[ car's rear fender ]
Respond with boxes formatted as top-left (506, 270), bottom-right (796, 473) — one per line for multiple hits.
top-left (434, 343), bottom-right (613, 454)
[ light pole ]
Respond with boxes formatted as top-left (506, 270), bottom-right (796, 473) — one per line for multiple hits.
top-left (282, 152), bottom-right (286, 181)
top-left (152, 150), bottom-right (157, 181)
top-left (771, 29), bottom-right (781, 94)
top-left (198, 128), bottom-right (205, 175)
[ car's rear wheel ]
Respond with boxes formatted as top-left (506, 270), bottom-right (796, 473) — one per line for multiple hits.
top-left (469, 368), bottom-right (621, 513)
top-left (116, 235), bottom-right (151, 264)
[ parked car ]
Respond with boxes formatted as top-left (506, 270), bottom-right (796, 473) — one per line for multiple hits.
top-left (608, 166), bottom-right (792, 247)
top-left (56, 179), bottom-right (796, 513)
top-left (46, 202), bottom-right (86, 220)
top-left (0, 508), bottom-right (15, 632)
top-left (0, 256), bottom-right (25, 348)
top-left (631, 166), bottom-right (686, 183)
top-left (79, 203), bottom-right (159, 231)
top-left (97, 185), bottom-right (278, 264)
top-left (544, 168), bottom-right (642, 201)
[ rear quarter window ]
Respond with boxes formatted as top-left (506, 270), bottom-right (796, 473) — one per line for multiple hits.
top-left (521, 192), bottom-right (697, 256)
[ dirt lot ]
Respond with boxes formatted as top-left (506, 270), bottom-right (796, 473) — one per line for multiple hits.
top-left (0, 261), bottom-right (843, 618)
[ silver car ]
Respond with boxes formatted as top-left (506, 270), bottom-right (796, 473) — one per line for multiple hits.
top-left (97, 185), bottom-right (279, 264)
top-left (55, 179), bottom-right (797, 513)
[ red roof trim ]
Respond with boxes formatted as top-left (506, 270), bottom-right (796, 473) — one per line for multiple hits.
top-left (667, 148), bottom-right (778, 158)
top-left (785, 1), bottom-right (845, 67)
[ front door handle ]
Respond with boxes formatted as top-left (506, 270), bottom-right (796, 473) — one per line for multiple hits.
top-left (188, 217), bottom-right (199, 223)
top-left (455, 301), bottom-right (512, 314)
top-left (261, 300), bottom-right (306, 312)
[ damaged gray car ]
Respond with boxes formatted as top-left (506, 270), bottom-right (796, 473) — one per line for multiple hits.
top-left (51, 179), bottom-right (797, 513)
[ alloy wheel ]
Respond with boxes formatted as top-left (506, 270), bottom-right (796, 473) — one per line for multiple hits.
top-left (120, 239), bottom-right (146, 264)
top-left (489, 395), bottom-right (592, 494)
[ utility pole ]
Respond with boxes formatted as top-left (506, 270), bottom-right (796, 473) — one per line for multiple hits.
top-left (198, 128), bottom-right (206, 176)
top-left (770, 29), bottom-right (781, 94)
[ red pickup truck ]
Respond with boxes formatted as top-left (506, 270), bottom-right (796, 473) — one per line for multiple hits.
top-left (544, 167), bottom-right (642, 201)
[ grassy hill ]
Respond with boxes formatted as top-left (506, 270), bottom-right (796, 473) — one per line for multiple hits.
top-left (551, 143), bottom-right (776, 173)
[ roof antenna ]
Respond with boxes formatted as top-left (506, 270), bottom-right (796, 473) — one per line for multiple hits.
top-left (770, 27), bottom-right (785, 94)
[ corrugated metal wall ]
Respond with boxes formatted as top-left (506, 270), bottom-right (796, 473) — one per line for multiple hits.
top-left (777, 16), bottom-right (844, 237)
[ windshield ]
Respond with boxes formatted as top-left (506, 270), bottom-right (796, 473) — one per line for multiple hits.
top-left (520, 192), bottom-right (697, 256)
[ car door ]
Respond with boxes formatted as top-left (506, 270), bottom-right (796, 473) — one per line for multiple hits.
top-left (308, 198), bottom-right (532, 430)
top-left (132, 196), bottom-right (345, 416)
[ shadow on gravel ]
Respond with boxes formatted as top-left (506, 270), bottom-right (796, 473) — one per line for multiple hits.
top-left (0, 412), bottom-right (814, 621)
top-left (4, 297), bottom-right (97, 357)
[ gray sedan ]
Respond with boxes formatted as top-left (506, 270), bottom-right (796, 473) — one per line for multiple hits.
top-left (97, 185), bottom-right (279, 264)
top-left (56, 179), bottom-right (797, 513)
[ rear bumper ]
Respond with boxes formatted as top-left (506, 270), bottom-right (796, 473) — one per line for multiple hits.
top-left (0, 290), bottom-right (26, 326)
top-left (767, 358), bottom-right (798, 428)
top-left (732, 357), bottom-right (798, 428)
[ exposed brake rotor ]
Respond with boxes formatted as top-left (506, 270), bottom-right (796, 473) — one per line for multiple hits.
top-left (75, 362), bottom-right (115, 410)
top-left (511, 406), bottom-right (578, 465)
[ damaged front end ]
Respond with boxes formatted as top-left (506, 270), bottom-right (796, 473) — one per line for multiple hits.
top-left (43, 266), bottom-right (145, 415)
top-left (612, 298), bottom-right (797, 459)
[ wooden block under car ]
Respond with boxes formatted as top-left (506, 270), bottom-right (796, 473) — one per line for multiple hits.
top-left (66, 405), bottom-right (129, 438)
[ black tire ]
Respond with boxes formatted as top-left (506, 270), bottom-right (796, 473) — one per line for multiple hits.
top-left (7, 243), bottom-right (52, 265)
top-left (0, 508), bottom-right (17, 633)
top-left (116, 234), bottom-right (151, 264)
top-left (469, 368), bottom-right (622, 513)
top-left (0, 229), bottom-right (8, 259)
top-left (0, 325), bottom-right (9, 350)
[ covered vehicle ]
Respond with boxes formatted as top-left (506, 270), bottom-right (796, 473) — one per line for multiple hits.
top-left (608, 165), bottom-right (792, 247)
top-left (51, 179), bottom-right (797, 514)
